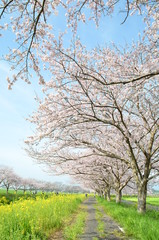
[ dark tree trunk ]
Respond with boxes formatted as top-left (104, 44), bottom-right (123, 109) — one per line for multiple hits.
top-left (100, 190), bottom-right (103, 198)
top-left (137, 182), bottom-right (147, 213)
top-left (107, 188), bottom-right (111, 201)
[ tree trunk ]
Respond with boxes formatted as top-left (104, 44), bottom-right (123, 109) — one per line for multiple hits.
top-left (100, 190), bottom-right (103, 198)
top-left (104, 191), bottom-right (107, 199)
top-left (107, 188), bottom-right (111, 201)
top-left (137, 182), bottom-right (147, 213)
top-left (116, 189), bottom-right (122, 203)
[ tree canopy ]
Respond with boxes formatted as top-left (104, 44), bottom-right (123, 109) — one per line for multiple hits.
top-left (0, 0), bottom-right (158, 87)
top-left (0, 0), bottom-right (159, 213)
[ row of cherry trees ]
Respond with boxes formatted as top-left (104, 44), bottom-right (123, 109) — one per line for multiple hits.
top-left (25, 41), bottom-right (159, 212)
top-left (20, 1), bottom-right (158, 213)
top-left (0, 1), bottom-right (158, 213)
top-left (0, 166), bottom-right (85, 193)
top-left (25, 41), bottom-right (158, 214)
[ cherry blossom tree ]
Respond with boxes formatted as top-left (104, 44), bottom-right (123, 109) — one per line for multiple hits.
top-left (20, 178), bottom-right (31, 193)
top-left (27, 132), bottom-right (133, 202)
top-left (26, 178), bottom-right (43, 193)
top-left (12, 175), bottom-right (23, 193)
top-left (0, 167), bottom-right (17, 193)
top-left (0, 0), bottom-right (158, 87)
top-left (107, 161), bottom-right (133, 203)
top-left (25, 44), bottom-right (159, 212)
top-left (0, 167), bottom-right (7, 185)
top-left (73, 157), bottom-right (133, 202)
top-left (73, 157), bottom-right (131, 202)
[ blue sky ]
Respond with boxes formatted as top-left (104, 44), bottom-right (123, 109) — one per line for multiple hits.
top-left (0, 62), bottom-right (71, 182)
top-left (0, 5), bottom-right (146, 183)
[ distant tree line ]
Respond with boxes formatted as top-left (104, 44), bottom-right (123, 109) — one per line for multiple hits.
top-left (0, 166), bottom-right (87, 194)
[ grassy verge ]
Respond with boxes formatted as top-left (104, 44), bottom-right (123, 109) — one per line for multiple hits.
top-left (123, 196), bottom-right (159, 206)
top-left (64, 207), bottom-right (87, 240)
top-left (94, 205), bottom-right (105, 238)
top-left (97, 197), bottom-right (159, 240)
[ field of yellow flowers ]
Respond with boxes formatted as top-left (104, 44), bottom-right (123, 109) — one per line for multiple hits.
top-left (0, 193), bottom-right (85, 239)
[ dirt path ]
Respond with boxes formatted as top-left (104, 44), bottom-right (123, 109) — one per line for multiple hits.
top-left (79, 197), bottom-right (129, 240)
top-left (79, 197), bottom-right (99, 239)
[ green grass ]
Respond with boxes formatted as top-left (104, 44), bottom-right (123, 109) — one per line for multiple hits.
top-left (0, 189), bottom-right (52, 205)
top-left (97, 197), bottom-right (159, 240)
top-left (0, 189), bottom-right (32, 195)
top-left (94, 205), bottom-right (106, 238)
top-left (64, 207), bottom-right (87, 240)
top-left (123, 195), bottom-right (159, 206)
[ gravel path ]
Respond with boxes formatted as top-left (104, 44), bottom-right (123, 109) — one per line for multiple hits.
top-left (80, 197), bottom-right (129, 240)
top-left (80, 197), bottom-right (99, 239)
